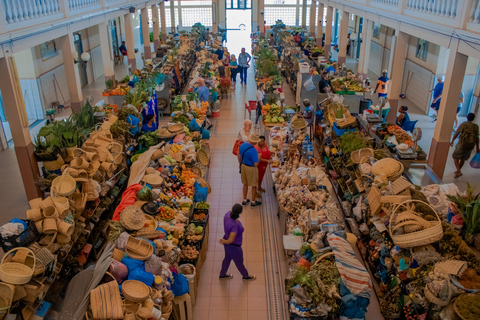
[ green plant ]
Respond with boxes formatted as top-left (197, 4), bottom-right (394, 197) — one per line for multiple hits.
top-left (105, 79), bottom-right (114, 90)
top-left (447, 183), bottom-right (480, 243)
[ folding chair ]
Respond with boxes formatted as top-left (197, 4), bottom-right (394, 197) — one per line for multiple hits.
top-left (245, 100), bottom-right (256, 119)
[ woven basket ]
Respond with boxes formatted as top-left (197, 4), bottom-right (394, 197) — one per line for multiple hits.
top-left (84, 152), bottom-right (100, 162)
top-left (52, 196), bottom-right (70, 218)
top-left (336, 115), bottom-right (357, 129)
top-left (389, 200), bottom-right (443, 248)
top-left (121, 280), bottom-right (151, 302)
top-left (83, 180), bottom-right (97, 201)
top-left (112, 248), bottom-right (125, 262)
top-left (70, 157), bottom-right (89, 170)
top-left (0, 248), bottom-right (35, 285)
top-left (22, 278), bottom-right (45, 302)
top-left (125, 237), bottom-right (154, 261)
top-left (42, 206), bottom-right (57, 219)
top-left (142, 215), bottom-right (157, 230)
top-left (70, 192), bottom-right (87, 214)
top-left (28, 198), bottom-right (44, 210)
top-left (351, 148), bottom-right (374, 164)
top-left (57, 221), bottom-right (74, 236)
top-left (196, 177), bottom-right (211, 194)
top-left (424, 282), bottom-right (452, 307)
top-left (454, 294), bottom-right (480, 320)
top-left (371, 158), bottom-right (404, 182)
top-left (167, 123), bottom-right (184, 133)
top-left (120, 206), bottom-right (146, 231)
top-left (43, 155), bottom-right (65, 171)
top-left (122, 300), bottom-right (142, 314)
top-left (133, 229), bottom-right (164, 240)
top-left (0, 282), bottom-right (14, 316)
top-left (110, 141), bottom-right (123, 154)
top-left (51, 174), bottom-right (76, 197)
top-left (43, 218), bottom-right (58, 234)
top-left (197, 149), bottom-right (210, 166)
top-left (26, 208), bottom-right (43, 221)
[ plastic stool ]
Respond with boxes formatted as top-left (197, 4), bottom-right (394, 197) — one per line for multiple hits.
top-left (172, 293), bottom-right (193, 320)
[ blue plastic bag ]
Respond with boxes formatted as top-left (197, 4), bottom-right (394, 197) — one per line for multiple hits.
top-left (121, 257), bottom-right (144, 274)
top-left (127, 268), bottom-right (155, 287)
top-left (193, 182), bottom-right (208, 202)
top-left (200, 127), bottom-right (210, 140)
top-left (189, 119), bottom-right (201, 132)
top-left (171, 272), bottom-right (189, 297)
top-left (470, 153), bottom-right (480, 169)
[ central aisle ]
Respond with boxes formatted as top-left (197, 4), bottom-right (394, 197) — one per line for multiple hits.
top-left (193, 70), bottom-right (289, 320)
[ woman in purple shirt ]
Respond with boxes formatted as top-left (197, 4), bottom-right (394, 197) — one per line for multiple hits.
top-left (218, 204), bottom-right (256, 280)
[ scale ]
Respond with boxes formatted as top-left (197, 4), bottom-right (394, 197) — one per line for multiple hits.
top-left (366, 97), bottom-right (386, 123)
top-left (396, 127), bottom-right (422, 159)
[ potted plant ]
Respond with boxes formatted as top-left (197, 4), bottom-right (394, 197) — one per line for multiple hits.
top-left (447, 183), bottom-right (480, 245)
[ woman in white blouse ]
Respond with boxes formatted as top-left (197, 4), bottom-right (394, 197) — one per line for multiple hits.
top-left (237, 119), bottom-right (253, 142)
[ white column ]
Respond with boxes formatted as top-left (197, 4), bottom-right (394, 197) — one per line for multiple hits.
top-left (316, 2), bottom-right (324, 47)
top-left (337, 10), bottom-right (349, 65)
top-left (309, 1), bottom-right (316, 36)
top-left (302, 0), bottom-right (307, 29)
top-left (98, 22), bottom-right (115, 83)
top-left (357, 19), bottom-right (372, 77)
top-left (141, 7), bottom-right (152, 60)
top-left (60, 32), bottom-right (83, 112)
top-left (170, 1), bottom-right (176, 33)
top-left (212, 0), bottom-right (218, 33)
top-left (160, 1), bottom-right (167, 41)
top-left (152, 4), bottom-right (160, 51)
top-left (0, 55), bottom-right (42, 199)
top-left (324, 6), bottom-right (333, 57)
top-left (428, 39), bottom-right (468, 179)
top-left (259, 0), bottom-right (265, 36)
top-left (386, 31), bottom-right (408, 123)
top-left (124, 12), bottom-right (137, 71)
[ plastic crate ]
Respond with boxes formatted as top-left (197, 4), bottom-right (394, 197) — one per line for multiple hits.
top-left (332, 122), bottom-right (356, 137)
top-left (0, 220), bottom-right (41, 253)
top-left (191, 214), bottom-right (209, 227)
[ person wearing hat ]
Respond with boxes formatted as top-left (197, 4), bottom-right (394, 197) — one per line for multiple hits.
top-left (218, 203), bottom-right (256, 281)
top-left (374, 69), bottom-right (389, 99)
top-left (238, 133), bottom-right (261, 207)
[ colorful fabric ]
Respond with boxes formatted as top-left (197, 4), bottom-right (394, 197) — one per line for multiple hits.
top-left (112, 184), bottom-right (143, 221)
top-left (327, 234), bottom-right (372, 298)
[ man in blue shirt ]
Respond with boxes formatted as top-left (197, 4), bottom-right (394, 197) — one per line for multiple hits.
top-left (238, 133), bottom-right (261, 207)
top-left (430, 76), bottom-right (444, 121)
top-left (215, 46), bottom-right (224, 61)
top-left (194, 78), bottom-right (209, 102)
top-left (237, 48), bottom-right (251, 85)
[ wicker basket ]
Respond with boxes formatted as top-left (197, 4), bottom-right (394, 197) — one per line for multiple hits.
top-left (389, 200), bottom-right (443, 248)
top-left (167, 123), bottom-right (184, 133)
top-left (26, 208), bottom-right (43, 221)
top-left (70, 192), bottom-right (87, 214)
top-left (197, 149), bottom-right (210, 166)
top-left (125, 237), bottom-right (154, 261)
top-left (142, 215), bottom-right (157, 230)
top-left (196, 177), bottom-right (211, 194)
top-left (351, 148), bottom-right (374, 164)
top-left (51, 174), bottom-right (76, 197)
top-left (22, 278), bottom-right (45, 302)
top-left (121, 280), bottom-right (151, 302)
top-left (371, 158), bottom-right (404, 182)
top-left (133, 229), bottom-right (164, 240)
top-left (112, 248), bottom-right (125, 262)
top-left (424, 282), bottom-right (452, 307)
top-left (0, 282), bottom-right (14, 317)
top-left (454, 294), bottom-right (480, 320)
top-left (122, 300), bottom-right (142, 314)
top-left (0, 248), bottom-right (35, 285)
top-left (43, 218), bottom-right (58, 234)
top-left (43, 155), bottom-right (65, 171)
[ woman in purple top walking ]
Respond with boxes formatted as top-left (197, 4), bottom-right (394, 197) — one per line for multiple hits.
top-left (218, 204), bottom-right (256, 280)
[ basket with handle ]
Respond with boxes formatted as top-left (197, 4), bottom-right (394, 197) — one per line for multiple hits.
top-left (0, 282), bottom-right (14, 317)
top-left (122, 300), bottom-right (142, 314)
top-left (22, 278), bottom-right (46, 302)
top-left (196, 177), bottom-right (211, 194)
top-left (51, 171), bottom-right (76, 197)
top-left (424, 280), bottom-right (452, 307)
top-left (313, 251), bottom-right (335, 266)
top-left (89, 271), bottom-right (123, 319)
top-left (389, 200), bottom-right (443, 248)
top-left (0, 248), bottom-right (35, 285)
top-left (351, 148), bottom-right (374, 164)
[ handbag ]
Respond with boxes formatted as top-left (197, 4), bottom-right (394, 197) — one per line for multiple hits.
top-left (90, 272), bottom-right (124, 319)
top-left (232, 140), bottom-right (243, 156)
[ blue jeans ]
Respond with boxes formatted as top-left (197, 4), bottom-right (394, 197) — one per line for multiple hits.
top-left (238, 66), bottom-right (248, 84)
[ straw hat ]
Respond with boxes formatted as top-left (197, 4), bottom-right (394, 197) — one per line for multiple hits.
top-left (142, 174), bottom-right (163, 186)
top-left (248, 133), bottom-right (260, 144)
top-left (120, 206), bottom-right (146, 231)
top-left (141, 202), bottom-right (159, 216)
top-left (145, 167), bottom-right (157, 175)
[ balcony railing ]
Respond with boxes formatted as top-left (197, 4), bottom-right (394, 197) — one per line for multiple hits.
top-left (406, 0), bottom-right (458, 19)
top-left (69, 0), bottom-right (101, 11)
top-left (3, 0), bottom-right (61, 24)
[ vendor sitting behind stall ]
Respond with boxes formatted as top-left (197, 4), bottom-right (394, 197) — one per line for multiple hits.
top-left (396, 106), bottom-right (410, 128)
top-left (142, 114), bottom-right (157, 133)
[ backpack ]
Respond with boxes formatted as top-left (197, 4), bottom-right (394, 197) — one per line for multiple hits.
top-left (460, 125), bottom-right (478, 149)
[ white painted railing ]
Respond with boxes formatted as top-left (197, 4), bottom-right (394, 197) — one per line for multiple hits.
top-left (3, 0), bottom-right (61, 24)
top-left (470, 0), bottom-right (480, 23)
top-left (406, 0), bottom-right (458, 18)
top-left (69, 0), bottom-right (101, 11)
top-left (370, 0), bottom-right (398, 6)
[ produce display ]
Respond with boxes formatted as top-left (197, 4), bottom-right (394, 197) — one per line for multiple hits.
top-left (263, 102), bottom-right (285, 124)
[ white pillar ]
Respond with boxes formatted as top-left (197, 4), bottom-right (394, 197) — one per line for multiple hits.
top-left (259, 0), bottom-right (265, 36)
top-left (60, 32), bottom-right (84, 112)
top-left (212, 0), bottom-right (218, 33)
top-left (124, 12), bottom-right (137, 71)
top-left (170, 1), bottom-right (176, 33)
top-left (324, 6), bottom-right (333, 57)
top-left (141, 7), bottom-right (152, 60)
top-left (301, 0), bottom-right (307, 29)
top-left (357, 19), bottom-right (372, 77)
top-left (338, 10), bottom-right (349, 65)
top-left (0, 55), bottom-right (42, 199)
top-left (309, 1), bottom-right (316, 36)
top-left (316, 2), bottom-right (324, 47)
top-left (428, 39), bottom-right (468, 179)
top-left (98, 22), bottom-right (115, 83)
top-left (152, 4), bottom-right (160, 51)
top-left (386, 31), bottom-right (408, 123)
top-left (160, 1), bottom-right (167, 41)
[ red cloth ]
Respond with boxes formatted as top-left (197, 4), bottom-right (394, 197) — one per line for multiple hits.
top-left (255, 145), bottom-right (271, 187)
top-left (112, 183), bottom-right (143, 221)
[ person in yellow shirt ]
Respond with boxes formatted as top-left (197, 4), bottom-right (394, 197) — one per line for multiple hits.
top-left (374, 69), bottom-right (389, 99)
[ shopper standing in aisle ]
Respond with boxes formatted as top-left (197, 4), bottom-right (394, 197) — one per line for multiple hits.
top-left (318, 71), bottom-right (331, 94)
top-left (204, 28), bottom-right (210, 45)
top-left (219, 203), bottom-right (256, 281)
top-left (451, 113), bottom-right (480, 178)
top-left (455, 90), bottom-right (464, 129)
top-left (237, 120), bottom-right (252, 142)
top-left (255, 135), bottom-right (271, 196)
top-left (238, 48), bottom-right (251, 85)
top-left (374, 69), bottom-right (389, 100)
top-left (238, 133), bottom-right (261, 207)
top-left (255, 83), bottom-right (265, 126)
top-left (429, 76), bottom-right (444, 121)
top-left (303, 99), bottom-right (314, 139)
top-left (230, 54), bottom-right (238, 87)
